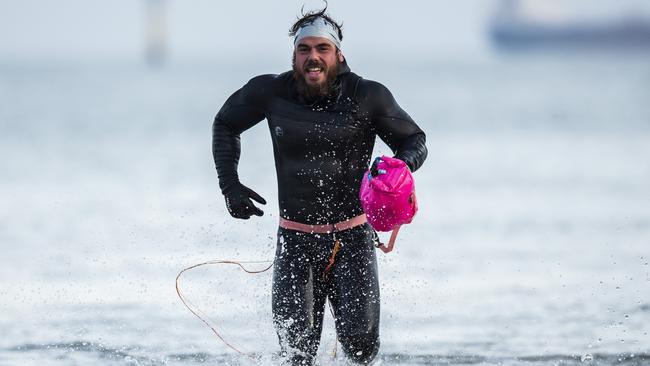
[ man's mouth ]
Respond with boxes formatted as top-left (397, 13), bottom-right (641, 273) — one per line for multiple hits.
top-left (305, 66), bottom-right (324, 79)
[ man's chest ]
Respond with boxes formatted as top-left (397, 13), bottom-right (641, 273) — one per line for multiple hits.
top-left (265, 98), bottom-right (371, 155)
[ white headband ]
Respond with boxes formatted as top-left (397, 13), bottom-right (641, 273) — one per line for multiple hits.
top-left (294, 17), bottom-right (341, 49)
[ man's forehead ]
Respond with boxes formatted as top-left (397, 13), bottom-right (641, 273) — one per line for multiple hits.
top-left (295, 36), bottom-right (336, 48)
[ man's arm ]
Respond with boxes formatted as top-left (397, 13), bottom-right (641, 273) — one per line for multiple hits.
top-left (361, 80), bottom-right (427, 172)
top-left (212, 76), bottom-right (269, 218)
top-left (212, 76), bottom-right (268, 192)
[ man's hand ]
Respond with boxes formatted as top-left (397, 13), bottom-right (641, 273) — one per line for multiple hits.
top-left (370, 156), bottom-right (393, 177)
top-left (223, 183), bottom-right (267, 219)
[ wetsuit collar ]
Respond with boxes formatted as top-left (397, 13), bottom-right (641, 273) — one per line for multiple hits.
top-left (337, 60), bottom-right (350, 76)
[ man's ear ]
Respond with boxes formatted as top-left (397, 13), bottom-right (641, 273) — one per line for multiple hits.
top-left (337, 50), bottom-right (345, 63)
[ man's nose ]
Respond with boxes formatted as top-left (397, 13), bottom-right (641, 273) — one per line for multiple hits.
top-left (307, 49), bottom-right (320, 61)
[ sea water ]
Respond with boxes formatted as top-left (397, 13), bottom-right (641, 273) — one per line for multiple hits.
top-left (1, 55), bottom-right (649, 365)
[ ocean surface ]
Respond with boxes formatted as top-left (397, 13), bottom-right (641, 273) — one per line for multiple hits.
top-left (1, 54), bottom-right (649, 365)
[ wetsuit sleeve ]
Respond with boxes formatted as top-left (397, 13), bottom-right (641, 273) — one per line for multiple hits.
top-left (361, 80), bottom-right (428, 172)
top-left (212, 76), bottom-right (268, 193)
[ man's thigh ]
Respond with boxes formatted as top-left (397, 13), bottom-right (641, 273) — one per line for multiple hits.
top-left (328, 225), bottom-right (380, 337)
top-left (272, 229), bottom-right (329, 354)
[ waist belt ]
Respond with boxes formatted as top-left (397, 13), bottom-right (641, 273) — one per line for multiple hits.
top-left (278, 214), bottom-right (367, 234)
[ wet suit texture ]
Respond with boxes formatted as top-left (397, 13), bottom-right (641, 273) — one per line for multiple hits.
top-left (273, 224), bottom-right (380, 364)
top-left (212, 62), bottom-right (427, 364)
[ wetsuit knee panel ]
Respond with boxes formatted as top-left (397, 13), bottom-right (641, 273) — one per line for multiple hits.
top-left (339, 332), bottom-right (380, 364)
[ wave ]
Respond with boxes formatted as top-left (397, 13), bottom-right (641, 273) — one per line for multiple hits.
top-left (7, 342), bottom-right (163, 366)
top-left (5, 342), bottom-right (650, 365)
top-left (381, 352), bottom-right (650, 365)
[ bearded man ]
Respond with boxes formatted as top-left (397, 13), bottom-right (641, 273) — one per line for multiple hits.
top-left (212, 8), bottom-right (427, 365)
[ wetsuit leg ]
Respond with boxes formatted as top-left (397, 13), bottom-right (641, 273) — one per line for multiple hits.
top-left (328, 224), bottom-right (381, 364)
top-left (272, 228), bottom-right (330, 365)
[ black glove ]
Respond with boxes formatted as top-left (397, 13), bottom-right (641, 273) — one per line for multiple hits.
top-left (223, 183), bottom-right (267, 219)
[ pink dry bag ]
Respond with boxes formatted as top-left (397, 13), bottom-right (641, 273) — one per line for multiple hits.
top-left (359, 156), bottom-right (418, 253)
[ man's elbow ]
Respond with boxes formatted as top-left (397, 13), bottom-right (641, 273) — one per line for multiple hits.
top-left (399, 132), bottom-right (427, 172)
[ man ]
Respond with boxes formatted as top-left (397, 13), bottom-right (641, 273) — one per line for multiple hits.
top-left (212, 8), bottom-right (427, 365)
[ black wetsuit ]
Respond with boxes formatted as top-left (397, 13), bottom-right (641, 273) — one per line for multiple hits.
top-left (212, 62), bottom-right (427, 364)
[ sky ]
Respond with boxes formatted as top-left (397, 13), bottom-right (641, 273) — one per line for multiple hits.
top-left (1, 0), bottom-right (650, 63)
top-left (0, 0), bottom-right (499, 62)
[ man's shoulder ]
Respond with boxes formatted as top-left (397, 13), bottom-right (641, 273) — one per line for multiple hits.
top-left (356, 77), bottom-right (389, 94)
top-left (238, 72), bottom-right (293, 100)
top-left (352, 76), bottom-right (394, 104)
top-left (246, 72), bottom-right (293, 88)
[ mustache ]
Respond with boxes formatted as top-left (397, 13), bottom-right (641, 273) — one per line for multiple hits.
top-left (304, 59), bottom-right (326, 70)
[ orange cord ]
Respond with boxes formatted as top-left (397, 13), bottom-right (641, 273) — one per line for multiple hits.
top-left (175, 259), bottom-right (274, 358)
top-left (322, 239), bottom-right (341, 280)
top-left (177, 235), bottom-right (346, 359)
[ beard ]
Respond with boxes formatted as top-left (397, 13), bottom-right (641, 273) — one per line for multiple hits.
top-left (292, 56), bottom-right (341, 102)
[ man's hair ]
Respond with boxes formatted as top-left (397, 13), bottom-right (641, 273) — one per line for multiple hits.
top-left (288, 3), bottom-right (343, 42)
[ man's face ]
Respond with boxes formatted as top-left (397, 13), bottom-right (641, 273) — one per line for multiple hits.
top-left (293, 36), bottom-right (344, 89)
